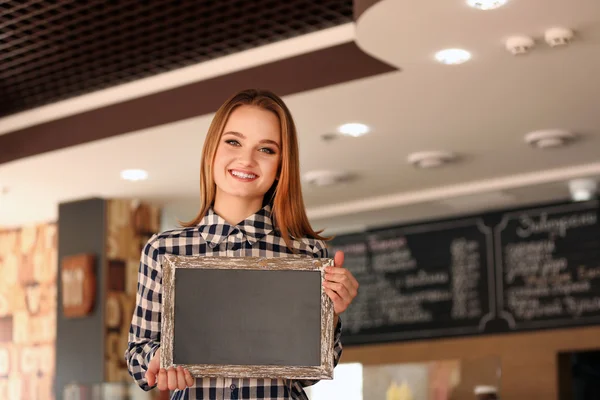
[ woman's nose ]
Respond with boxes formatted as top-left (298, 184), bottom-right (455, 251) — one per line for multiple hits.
top-left (238, 148), bottom-right (256, 166)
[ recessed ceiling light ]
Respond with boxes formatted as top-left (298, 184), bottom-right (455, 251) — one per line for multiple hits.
top-left (302, 170), bottom-right (353, 187)
top-left (524, 129), bottom-right (576, 149)
top-left (337, 123), bottom-right (370, 137)
top-left (569, 179), bottom-right (597, 202)
top-left (435, 49), bottom-right (472, 65)
top-left (407, 151), bottom-right (457, 169)
top-left (121, 169), bottom-right (148, 181)
top-left (466, 0), bottom-right (508, 10)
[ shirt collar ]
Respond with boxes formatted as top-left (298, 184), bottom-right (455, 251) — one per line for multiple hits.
top-left (198, 205), bottom-right (274, 248)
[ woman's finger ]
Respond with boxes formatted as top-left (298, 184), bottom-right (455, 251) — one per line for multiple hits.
top-left (167, 367), bottom-right (178, 391)
top-left (325, 272), bottom-right (355, 291)
top-left (324, 287), bottom-right (342, 303)
top-left (334, 251), bottom-right (345, 268)
top-left (326, 270), bottom-right (359, 297)
top-left (325, 266), bottom-right (347, 275)
top-left (324, 272), bottom-right (348, 282)
top-left (349, 274), bottom-right (359, 293)
top-left (157, 368), bottom-right (168, 391)
top-left (184, 368), bottom-right (195, 387)
top-left (176, 367), bottom-right (187, 390)
top-left (325, 281), bottom-right (352, 303)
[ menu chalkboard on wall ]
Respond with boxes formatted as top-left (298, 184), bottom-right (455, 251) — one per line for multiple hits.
top-left (329, 199), bottom-right (600, 346)
top-left (330, 218), bottom-right (495, 345)
top-left (495, 200), bottom-right (600, 331)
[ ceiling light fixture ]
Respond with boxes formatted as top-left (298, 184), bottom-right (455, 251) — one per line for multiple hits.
top-left (408, 151), bottom-right (457, 169)
top-left (466, 0), bottom-right (508, 10)
top-left (435, 49), bottom-right (472, 65)
top-left (121, 169), bottom-right (148, 181)
top-left (302, 170), bottom-right (353, 187)
top-left (337, 123), bottom-right (370, 137)
top-left (524, 129), bottom-right (576, 149)
top-left (569, 179), bottom-right (597, 202)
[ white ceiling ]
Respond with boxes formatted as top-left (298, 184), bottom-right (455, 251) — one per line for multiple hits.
top-left (1, 0), bottom-right (599, 233)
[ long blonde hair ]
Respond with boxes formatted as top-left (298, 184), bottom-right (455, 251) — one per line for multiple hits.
top-left (180, 89), bottom-right (330, 250)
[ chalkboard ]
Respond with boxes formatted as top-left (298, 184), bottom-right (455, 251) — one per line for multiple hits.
top-left (330, 218), bottom-right (494, 345)
top-left (329, 199), bottom-right (600, 345)
top-left (495, 200), bottom-right (600, 331)
top-left (160, 255), bottom-right (336, 380)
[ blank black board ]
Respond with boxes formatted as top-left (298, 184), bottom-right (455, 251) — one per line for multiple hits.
top-left (173, 269), bottom-right (321, 367)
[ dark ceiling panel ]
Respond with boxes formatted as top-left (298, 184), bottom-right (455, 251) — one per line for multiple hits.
top-left (0, 41), bottom-right (398, 166)
top-left (0, 0), bottom-right (353, 118)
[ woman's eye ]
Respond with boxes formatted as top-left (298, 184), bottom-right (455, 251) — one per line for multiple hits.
top-left (259, 147), bottom-right (276, 154)
top-left (225, 139), bottom-right (240, 146)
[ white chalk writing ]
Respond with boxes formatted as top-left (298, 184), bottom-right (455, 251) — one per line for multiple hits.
top-left (404, 270), bottom-right (449, 289)
top-left (371, 249), bottom-right (416, 272)
top-left (515, 212), bottom-right (596, 238)
top-left (564, 296), bottom-right (600, 317)
top-left (368, 236), bottom-right (407, 251)
top-left (451, 238), bottom-right (482, 320)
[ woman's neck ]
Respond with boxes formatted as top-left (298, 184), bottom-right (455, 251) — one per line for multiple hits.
top-left (212, 193), bottom-right (264, 226)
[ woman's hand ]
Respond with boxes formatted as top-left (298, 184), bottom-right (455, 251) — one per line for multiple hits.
top-left (323, 251), bottom-right (359, 314)
top-left (146, 349), bottom-right (195, 391)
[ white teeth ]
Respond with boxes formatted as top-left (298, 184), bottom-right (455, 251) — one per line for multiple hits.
top-left (231, 170), bottom-right (257, 179)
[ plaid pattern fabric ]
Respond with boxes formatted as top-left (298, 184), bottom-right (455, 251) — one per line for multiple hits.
top-left (125, 205), bottom-right (343, 400)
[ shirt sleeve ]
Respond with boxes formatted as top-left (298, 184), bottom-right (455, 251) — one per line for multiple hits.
top-left (124, 235), bottom-right (162, 391)
top-left (291, 241), bottom-right (344, 390)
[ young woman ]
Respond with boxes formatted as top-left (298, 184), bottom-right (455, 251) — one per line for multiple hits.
top-left (125, 89), bottom-right (359, 400)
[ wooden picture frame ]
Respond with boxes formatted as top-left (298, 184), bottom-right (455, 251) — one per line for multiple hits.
top-left (160, 254), bottom-right (335, 380)
top-left (61, 253), bottom-right (96, 318)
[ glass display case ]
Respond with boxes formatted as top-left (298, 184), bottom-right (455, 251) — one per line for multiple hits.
top-left (305, 357), bottom-right (501, 400)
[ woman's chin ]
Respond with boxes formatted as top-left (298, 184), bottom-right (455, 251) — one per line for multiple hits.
top-left (218, 189), bottom-right (266, 202)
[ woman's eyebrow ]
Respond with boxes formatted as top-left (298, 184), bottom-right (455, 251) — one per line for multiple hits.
top-left (223, 131), bottom-right (280, 149)
top-left (260, 139), bottom-right (280, 149)
top-left (223, 131), bottom-right (244, 138)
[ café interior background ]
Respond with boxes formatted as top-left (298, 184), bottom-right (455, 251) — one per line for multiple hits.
top-left (1, 0), bottom-right (600, 399)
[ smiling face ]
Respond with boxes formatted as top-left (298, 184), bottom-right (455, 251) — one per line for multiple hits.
top-left (212, 105), bottom-right (282, 210)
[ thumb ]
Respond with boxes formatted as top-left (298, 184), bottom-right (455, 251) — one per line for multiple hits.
top-left (146, 348), bottom-right (160, 385)
top-left (146, 369), bottom-right (156, 386)
top-left (334, 250), bottom-right (344, 268)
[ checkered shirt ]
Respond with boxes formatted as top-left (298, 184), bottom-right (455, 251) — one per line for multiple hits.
top-left (125, 205), bottom-right (343, 399)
